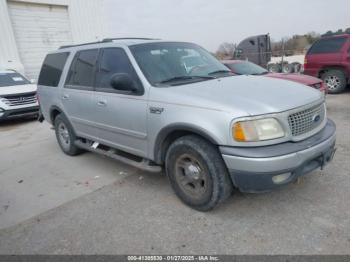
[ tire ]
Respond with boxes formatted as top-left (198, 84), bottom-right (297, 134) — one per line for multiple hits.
top-left (291, 62), bottom-right (302, 73)
top-left (282, 63), bottom-right (294, 73)
top-left (165, 135), bottom-right (233, 211)
top-left (54, 114), bottom-right (83, 156)
top-left (267, 63), bottom-right (281, 73)
top-left (322, 70), bottom-right (347, 94)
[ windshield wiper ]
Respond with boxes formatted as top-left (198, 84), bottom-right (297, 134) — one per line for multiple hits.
top-left (158, 75), bottom-right (215, 84)
top-left (208, 70), bottom-right (232, 75)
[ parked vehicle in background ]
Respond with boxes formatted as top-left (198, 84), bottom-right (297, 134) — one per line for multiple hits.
top-left (0, 70), bottom-right (39, 121)
top-left (233, 34), bottom-right (303, 74)
top-left (223, 60), bottom-right (327, 94)
top-left (233, 34), bottom-right (271, 68)
top-left (38, 38), bottom-right (336, 211)
top-left (304, 34), bottom-right (350, 94)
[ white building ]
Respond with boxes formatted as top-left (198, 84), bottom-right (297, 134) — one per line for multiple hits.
top-left (0, 0), bottom-right (107, 79)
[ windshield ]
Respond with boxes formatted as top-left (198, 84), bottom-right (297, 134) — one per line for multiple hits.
top-left (129, 42), bottom-right (232, 86)
top-left (0, 72), bottom-right (30, 87)
top-left (225, 61), bottom-right (268, 75)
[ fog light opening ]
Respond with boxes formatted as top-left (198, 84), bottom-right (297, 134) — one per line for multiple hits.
top-left (272, 173), bottom-right (292, 184)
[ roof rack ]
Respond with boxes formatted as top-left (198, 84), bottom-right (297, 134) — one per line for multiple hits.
top-left (59, 41), bottom-right (102, 49)
top-left (102, 37), bottom-right (159, 42)
top-left (59, 37), bottom-right (159, 49)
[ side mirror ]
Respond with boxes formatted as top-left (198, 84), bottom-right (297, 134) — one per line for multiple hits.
top-left (30, 79), bottom-right (36, 84)
top-left (110, 73), bottom-right (138, 92)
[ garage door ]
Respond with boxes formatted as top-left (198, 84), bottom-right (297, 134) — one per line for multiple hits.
top-left (8, 1), bottom-right (73, 80)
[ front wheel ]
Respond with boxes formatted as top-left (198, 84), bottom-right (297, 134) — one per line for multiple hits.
top-left (165, 135), bottom-right (233, 211)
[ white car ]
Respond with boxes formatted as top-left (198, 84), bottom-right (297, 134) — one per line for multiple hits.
top-left (0, 70), bottom-right (39, 121)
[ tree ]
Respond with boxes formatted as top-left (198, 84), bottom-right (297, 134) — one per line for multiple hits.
top-left (216, 42), bottom-right (236, 59)
top-left (322, 30), bottom-right (333, 37)
top-left (335, 29), bottom-right (344, 35)
top-left (271, 33), bottom-right (320, 56)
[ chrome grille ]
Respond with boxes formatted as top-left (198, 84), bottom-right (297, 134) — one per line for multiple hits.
top-left (288, 103), bottom-right (325, 137)
top-left (0, 92), bottom-right (37, 107)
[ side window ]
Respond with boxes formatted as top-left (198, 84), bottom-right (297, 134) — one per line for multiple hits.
top-left (38, 52), bottom-right (69, 87)
top-left (65, 49), bottom-right (98, 89)
top-left (308, 37), bottom-right (347, 55)
top-left (95, 48), bottom-right (142, 94)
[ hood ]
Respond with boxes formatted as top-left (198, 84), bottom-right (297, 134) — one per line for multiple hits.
top-left (151, 75), bottom-right (324, 116)
top-left (0, 84), bottom-right (37, 96)
top-left (266, 73), bottom-right (321, 86)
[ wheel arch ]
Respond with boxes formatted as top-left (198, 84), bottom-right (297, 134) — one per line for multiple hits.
top-left (318, 66), bottom-right (348, 79)
top-left (49, 106), bottom-right (75, 130)
top-left (153, 123), bottom-right (221, 165)
top-left (49, 105), bottom-right (63, 123)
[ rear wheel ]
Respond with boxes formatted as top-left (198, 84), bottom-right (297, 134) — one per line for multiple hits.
top-left (54, 114), bottom-right (83, 156)
top-left (282, 63), bottom-right (294, 73)
top-left (165, 135), bottom-right (233, 211)
top-left (322, 70), bottom-right (347, 94)
top-left (291, 62), bottom-right (302, 73)
top-left (267, 63), bottom-right (281, 73)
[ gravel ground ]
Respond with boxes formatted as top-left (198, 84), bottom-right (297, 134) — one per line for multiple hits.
top-left (0, 91), bottom-right (349, 255)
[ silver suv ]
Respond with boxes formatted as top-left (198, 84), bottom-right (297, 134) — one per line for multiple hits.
top-left (37, 38), bottom-right (336, 211)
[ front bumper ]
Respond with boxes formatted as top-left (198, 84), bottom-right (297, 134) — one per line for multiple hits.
top-left (221, 119), bottom-right (336, 193)
top-left (0, 106), bottom-right (39, 121)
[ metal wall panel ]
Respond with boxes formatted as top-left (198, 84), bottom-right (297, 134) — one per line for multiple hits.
top-left (8, 1), bottom-right (73, 79)
top-left (0, 0), bottom-right (23, 73)
top-left (1, 0), bottom-right (106, 79)
top-left (68, 0), bottom-right (107, 44)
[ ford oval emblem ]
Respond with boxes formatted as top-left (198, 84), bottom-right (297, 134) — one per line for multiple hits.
top-left (312, 114), bottom-right (321, 123)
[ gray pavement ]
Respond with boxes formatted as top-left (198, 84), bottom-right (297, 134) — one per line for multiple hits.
top-left (0, 91), bottom-right (349, 254)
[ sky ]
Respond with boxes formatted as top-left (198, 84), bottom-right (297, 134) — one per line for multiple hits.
top-left (104, 0), bottom-right (350, 52)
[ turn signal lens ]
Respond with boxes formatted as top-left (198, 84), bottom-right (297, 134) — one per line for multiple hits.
top-left (233, 122), bottom-right (246, 142)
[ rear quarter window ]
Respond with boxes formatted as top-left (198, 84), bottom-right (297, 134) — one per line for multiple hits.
top-left (38, 52), bottom-right (69, 87)
top-left (308, 37), bottom-right (347, 55)
top-left (65, 49), bottom-right (98, 88)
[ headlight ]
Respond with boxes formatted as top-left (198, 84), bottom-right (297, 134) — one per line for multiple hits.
top-left (232, 118), bottom-right (285, 142)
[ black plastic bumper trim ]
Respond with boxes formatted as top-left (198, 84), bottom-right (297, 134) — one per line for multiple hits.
top-left (229, 143), bottom-right (336, 193)
top-left (0, 106), bottom-right (39, 121)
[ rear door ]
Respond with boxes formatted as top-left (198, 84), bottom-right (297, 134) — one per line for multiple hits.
top-left (92, 47), bottom-right (148, 157)
top-left (62, 49), bottom-right (100, 139)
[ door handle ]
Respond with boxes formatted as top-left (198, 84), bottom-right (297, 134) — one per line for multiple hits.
top-left (97, 100), bottom-right (107, 107)
top-left (62, 94), bottom-right (69, 100)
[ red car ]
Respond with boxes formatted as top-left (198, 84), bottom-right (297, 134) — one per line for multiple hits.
top-left (304, 34), bottom-right (350, 94)
top-left (223, 60), bottom-right (327, 94)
